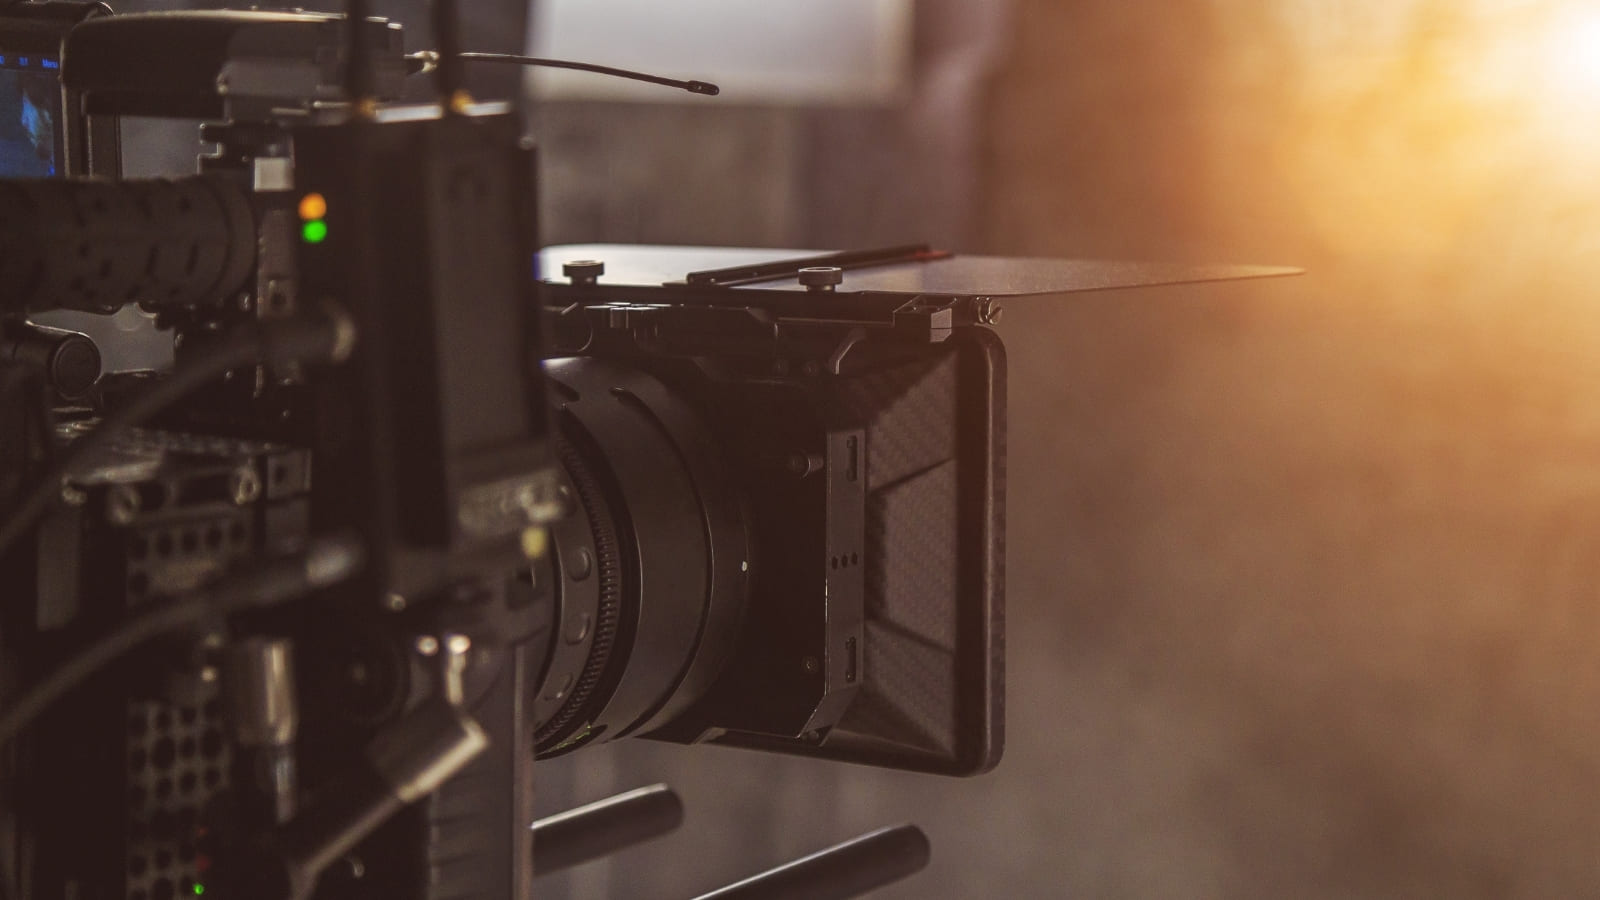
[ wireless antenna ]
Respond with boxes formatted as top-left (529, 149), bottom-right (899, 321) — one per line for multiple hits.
top-left (409, 51), bottom-right (721, 96)
top-left (344, 0), bottom-right (377, 116)
top-left (429, 0), bottom-right (471, 111)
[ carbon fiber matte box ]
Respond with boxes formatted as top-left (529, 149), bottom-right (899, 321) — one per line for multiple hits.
top-left (686, 328), bottom-right (1005, 776)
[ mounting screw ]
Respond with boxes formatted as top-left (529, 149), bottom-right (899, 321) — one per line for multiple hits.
top-left (802, 656), bottom-right (821, 674)
top-left (568, 547), bottom-right (594, 581)
top-left (106, 484), bottom-right (141, 525)
top-left (416, 635), bottom-right (440, 657)
top-left (798, 266), bottom-right (843, 292)
top-left (228, 466), bottom-right (262, 506)
top-left (384, 593), bottom-right (408, 613)
top-left (563, 259), bottom-right (605, 285)
top-left (976, 298), bottom-right (1003, 326)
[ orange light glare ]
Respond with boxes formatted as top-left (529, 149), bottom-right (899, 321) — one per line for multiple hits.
top-left (1540, 8), bottom-right (1600, 102)
top-left (298, 193), bottom-right (327, 221)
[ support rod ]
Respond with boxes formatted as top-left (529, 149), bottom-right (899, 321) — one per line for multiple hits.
top-left (690, 824), bottom-right (931, 900)
top-left (532, 784), bottom-right (684, 875)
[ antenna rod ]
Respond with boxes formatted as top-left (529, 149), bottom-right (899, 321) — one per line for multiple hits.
top-left (344, 0), bottom-right (376, 115)
top-left (429, 0), bottom-right (471, 111)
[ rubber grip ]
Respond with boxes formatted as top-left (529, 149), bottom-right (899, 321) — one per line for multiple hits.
top-left (0, 175), bottom-right (256, 314)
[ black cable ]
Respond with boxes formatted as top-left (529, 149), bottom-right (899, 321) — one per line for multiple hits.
top-left (0, 533), bottom-right (361, 898)
top-left (0, 314), bottom-right (352, 564)
top-left (412, 51), bottom-right (720, 96)
top-left (0, 532), bottom-right (364, 750)
top-left (0, 531), bottom-right (363, 900)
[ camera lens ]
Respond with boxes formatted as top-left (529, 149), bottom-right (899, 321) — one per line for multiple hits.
top-left (533, 358), bottom-right (749, 756)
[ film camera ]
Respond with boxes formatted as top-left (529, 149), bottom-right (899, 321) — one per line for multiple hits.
top-left (0, 3), bottom-right (1292, 897)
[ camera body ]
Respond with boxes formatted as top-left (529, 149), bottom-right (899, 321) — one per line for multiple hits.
top-left (0, 6), bottom-right (1009, 898)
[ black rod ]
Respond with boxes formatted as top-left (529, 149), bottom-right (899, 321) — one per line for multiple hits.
top-left (429, 0), bottom-right (468, 109)
top-left (532, 784), bottom-right (684, 875)
top-left (343, 0), bottom-right (374, 108)
top-left (689, 824), bottom-right (931, 900)
top-left (683, 244), bottom-right (943, 287)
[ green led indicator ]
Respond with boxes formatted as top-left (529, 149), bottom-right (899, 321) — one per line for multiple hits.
top-left (301, 219), bottom-right (328, 244)
top-left (193, 885), bottom-right (205, 896)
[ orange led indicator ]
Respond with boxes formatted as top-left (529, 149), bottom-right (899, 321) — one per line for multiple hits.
top-left (298, 192), bottom-right (328, 221)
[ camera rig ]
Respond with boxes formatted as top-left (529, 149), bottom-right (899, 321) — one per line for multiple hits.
top-left (0, 3), bottom-right (1295, 898)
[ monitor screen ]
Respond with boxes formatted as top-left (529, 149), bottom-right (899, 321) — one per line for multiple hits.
top-left (0, 52), bottom-right (62, 177)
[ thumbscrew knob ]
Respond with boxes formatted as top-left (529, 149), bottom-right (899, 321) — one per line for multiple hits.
top-left (798, 266), bottom-right (844, 292)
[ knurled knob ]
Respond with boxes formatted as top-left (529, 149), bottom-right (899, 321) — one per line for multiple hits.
top-left (563, 259), bottom-right (605, 285)
top-left (798, 266), bottom-right (844, 291)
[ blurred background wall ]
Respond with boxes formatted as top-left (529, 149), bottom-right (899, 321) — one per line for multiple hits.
top-left (526, 1), bottom-right (1600, 898)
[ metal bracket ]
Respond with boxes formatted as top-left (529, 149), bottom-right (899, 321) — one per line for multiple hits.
top-left (890, 295), bottom-right (958, 342)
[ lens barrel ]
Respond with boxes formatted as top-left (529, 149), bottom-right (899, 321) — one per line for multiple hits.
top-left (533, 358), bottom-right (748, 755)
